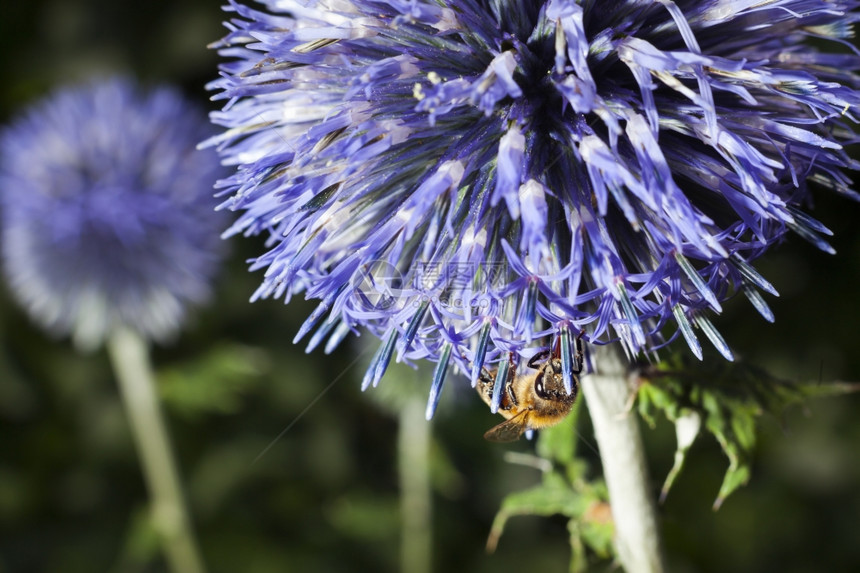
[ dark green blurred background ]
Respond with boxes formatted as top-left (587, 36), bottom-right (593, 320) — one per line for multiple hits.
top-left (1, 1), bottom-right (859, 572)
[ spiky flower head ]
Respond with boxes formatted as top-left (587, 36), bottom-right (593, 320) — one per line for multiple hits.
top-left (208, 0), bottom-right (860, 416)
top-left (0, 78), bottom-right (224, 349)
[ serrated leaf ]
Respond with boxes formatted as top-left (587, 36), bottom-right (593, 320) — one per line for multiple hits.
top-left (486, 470), bottom-right (598, 550)
top-left (487, 472), bottom-right (585, 539)
top-left (660, 410), bottom-right (701, 503)
top-left (704, 395), bottom-right (756, 508)
top-left (635, 353), bottom-right (826, 506)
top-left (487, 463), bottom-right (613, 571)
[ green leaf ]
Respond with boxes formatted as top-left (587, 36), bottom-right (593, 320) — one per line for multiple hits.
top-left (566, 504), bottom-right (615, 573)
top-left (486, 461), bottom-right (613, 569)
top-left (325, 493), bottom-right (400, 542)
top-left (157, 343), bottom-right (268, 418)
top-left (536, 400), bottom-right (581, 464)
top-left (659, 410), bottom-right (701, 504)
top-left (577, 501), bottom-right (614, 559)
top-left (486, 472), bottom-right (588, 553)
top-left (636, 353), bottom-right (860, 507)
top-left (567, 520), bottom-right (588, 573)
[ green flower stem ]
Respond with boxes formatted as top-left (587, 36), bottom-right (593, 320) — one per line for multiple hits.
top-left (107, 327), bottom-right (206, 573)
top-left (580, 345), bottom-right (665, 573)
top-left (398, 393), bottom-right (432, 573)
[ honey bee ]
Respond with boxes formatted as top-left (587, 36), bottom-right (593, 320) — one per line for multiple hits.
top-left (476, 331), bottom-right (585, 442)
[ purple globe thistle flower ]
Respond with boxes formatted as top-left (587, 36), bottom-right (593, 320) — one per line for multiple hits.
top-left (1, 78), bottom-right (224, 349)
top-left (207, 0), bottom-right (860, 416)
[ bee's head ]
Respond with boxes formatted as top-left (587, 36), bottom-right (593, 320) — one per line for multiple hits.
top-left (534, 358), bottom-right (577, 401)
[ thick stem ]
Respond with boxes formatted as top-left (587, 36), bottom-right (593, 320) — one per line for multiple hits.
top-left (398, 393), bottom-right (432, 573)
top-left (580, 345), bottom-right (665, 573)
top-left (107, 327), bottom-right (206, 573)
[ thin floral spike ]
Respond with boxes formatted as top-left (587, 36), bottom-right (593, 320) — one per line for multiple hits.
top-left (293, 298), bottom-right (335, 345)
top-left (425, 343), bottom-right (452, 421)
top-left (731, 255), bottom-right (778, 297)
top-left (559, 323), bottom-right (575, 394)
top-left (617, 283), bottom-right (646, 349)
top-left (324, 322), bottom-right (351, 355)
top-left (361, 329), bottom-right (398, 391)
top-left (399, 300), bottom-right (430, 355)
top-left (208, 0), bottom-right (860, 414)
top-left (490, 354), bottom-right (512, 415)
top-left (743, 287), bottom-right (775, 323)
top-left (674, 252), bottom-right (722, 313)
top-left (305, 317), bottom-right (339, 354)
top-left (558, 324), bottom-right (573, 394)
top-left (360, 345), bottom-right (383, 392)
top-left (470, 321), bottom-right (492, 388)
top-left (788, 206), bottom-right (834, 237)
top-left (521, 280), bottom-right (539, 344)
top-left (695, 315), bottom-right (734, 362)
top-left (672, 304), bottom-right (703, 361)
top-left (786, 220), bottom-right (837, 255)
top-left (372, 329), bottom-right (399, 388)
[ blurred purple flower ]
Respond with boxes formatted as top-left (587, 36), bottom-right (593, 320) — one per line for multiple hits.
top-left (207, 0), bottom-right (860, 416)
top-left (1, 78), bottom-right (224, 349)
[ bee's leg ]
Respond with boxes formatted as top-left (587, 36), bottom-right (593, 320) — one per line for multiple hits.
top-left (526, 349), bottom-right (551, 370)
top-left (504, 352), bottom-right (519, 408)
top-left (571, 329), bottom-right (586, 374)
top-left (505, 378), bottom-right (518, 408)
top-left (478, 366), bottom-right (494, 384)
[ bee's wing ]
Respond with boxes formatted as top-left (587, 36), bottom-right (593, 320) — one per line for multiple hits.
top-left (483, 410), bottom-right (530, 442)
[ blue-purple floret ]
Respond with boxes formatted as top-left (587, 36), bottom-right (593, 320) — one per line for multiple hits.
top-left (207, 0), bottom-right (860, 416)
top-left (0, 78), bottom-right (224, 349)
